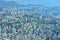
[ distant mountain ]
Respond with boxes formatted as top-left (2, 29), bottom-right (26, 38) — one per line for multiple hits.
top-left (0, 0), bottom-right (20, 7)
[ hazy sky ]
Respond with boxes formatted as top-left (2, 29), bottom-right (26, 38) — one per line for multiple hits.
top-left (4, 0), bottom-right (60, 7)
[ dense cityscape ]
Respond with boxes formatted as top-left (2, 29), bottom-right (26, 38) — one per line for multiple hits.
top-left (0, 0), bottom-right (60, 40)
top-left (0, 6), bottom-right (60, 40)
